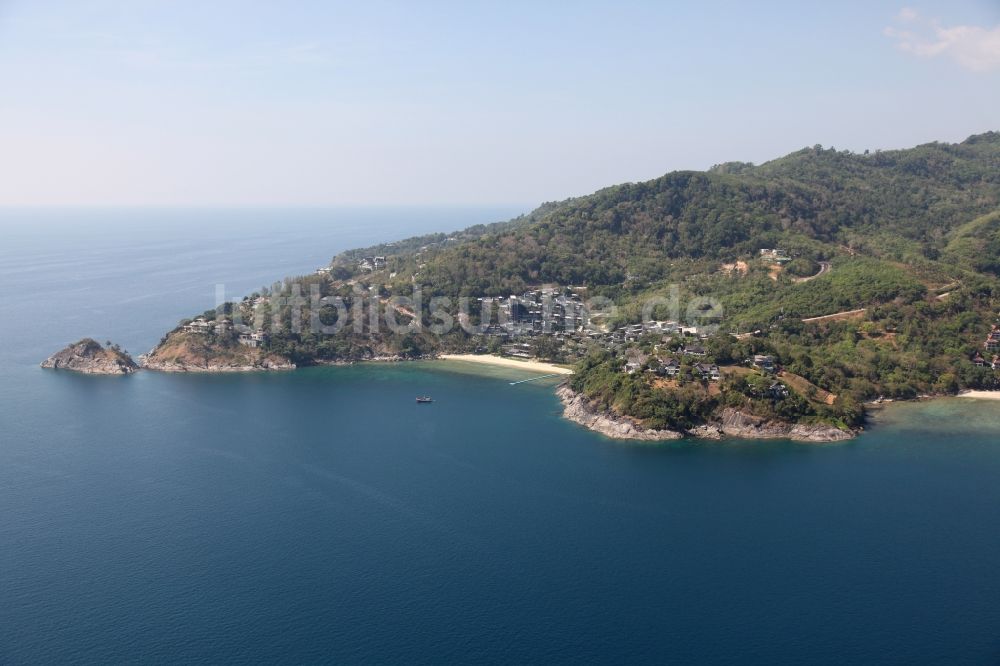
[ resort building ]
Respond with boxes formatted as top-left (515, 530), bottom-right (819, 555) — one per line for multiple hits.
top-left (183, 318), bottom-right (212, 334)
top-left (238, 331), bottom-right (267, 348)
top-left (760, 248), bottom-right (792, 263)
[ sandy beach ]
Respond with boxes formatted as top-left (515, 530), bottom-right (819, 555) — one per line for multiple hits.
top-left (957, 390), bottom-right (1000, 401)
top-left (438, 354), bottom-right (573, 375)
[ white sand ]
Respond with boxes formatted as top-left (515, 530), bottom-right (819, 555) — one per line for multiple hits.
top-left (957, 390), bottom-right (1000, 401)
top-left (438, 354), bottom-right (573, 375)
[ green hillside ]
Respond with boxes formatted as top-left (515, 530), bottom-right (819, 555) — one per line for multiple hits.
top-left (153, 132), bottom-right (1000, 432)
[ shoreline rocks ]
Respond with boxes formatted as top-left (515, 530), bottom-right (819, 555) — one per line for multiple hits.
top-left (41, 339), bottom-right (139, 375)
top-left (556, 385), bottom-right (856, 443)
top-left (556, 385), bottom-right (683, 441)
top-left (715, 407), bottom-right (855, 442)
top-left (140, 356), bottom-right (296, 372)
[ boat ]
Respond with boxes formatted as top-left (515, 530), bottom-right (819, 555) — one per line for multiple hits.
top-left (416, 396), bottom-right (433, 403)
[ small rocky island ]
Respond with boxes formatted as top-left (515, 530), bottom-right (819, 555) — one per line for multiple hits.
top-left (41, 339), bottom-right (139, 375)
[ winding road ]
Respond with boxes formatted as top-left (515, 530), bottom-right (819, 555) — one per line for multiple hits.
top-left (793, 261), bottom-right (831, 283)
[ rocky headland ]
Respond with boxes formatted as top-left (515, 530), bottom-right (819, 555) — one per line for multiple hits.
top-left (556, 384), bottom-right (855, 443)
top-left (140, 330), bottom-right (295, 372)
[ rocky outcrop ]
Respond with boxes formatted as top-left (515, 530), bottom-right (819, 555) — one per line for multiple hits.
top-left (41, 339), bottom-right (139, 375)
top-left (556, 385), bottom-right (683, 441)
top-left (142, 358), bottom-right (296, 372)
top-left (140, 330), bottom-right (295, 373)
top-left (141, 354), bottom-right (295, 373)
top-left (716, 408), bottom-right (855, 442)
top-left (556, 385), bottom-right (856, 443)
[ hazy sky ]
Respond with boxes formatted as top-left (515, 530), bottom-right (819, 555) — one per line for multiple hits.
top-left (1, 0), bottom-right (998, 206)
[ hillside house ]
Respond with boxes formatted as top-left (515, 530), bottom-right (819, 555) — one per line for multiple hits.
top-left (657, 357), bottom-right (681, 378)
top-left (694, 363), bottom-right (721, 381)
top-left (183, 318), bottom-right (212, 334)
top-left (624, 351), bottom-right (649, 374)
top-left (985, 326), bottom-right (1000, 352)
top-left (760, 248), bottom-right (792, 263)
top-left (238, 331), bottom-right (267, 348)
top-left (752, 354), bottom-right (776, 373)
top-left (767, 382), bottom-right (790, 399)
top-left (358, 256), bottom-right (387, 273)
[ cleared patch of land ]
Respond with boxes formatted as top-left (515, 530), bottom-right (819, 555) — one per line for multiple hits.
top-left (779, 370), bottom-right (837, 405)
top-left (720, 260), bottom-right (748, 276)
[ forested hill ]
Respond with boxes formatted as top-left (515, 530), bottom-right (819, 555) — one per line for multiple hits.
top-left (153, 132), bottom-right (1000, 419)
top-left (330, 131), bottom-right (1000, 297)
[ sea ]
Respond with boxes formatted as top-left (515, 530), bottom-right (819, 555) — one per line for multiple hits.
top-left (1, 208), bottom-right (1000, 665)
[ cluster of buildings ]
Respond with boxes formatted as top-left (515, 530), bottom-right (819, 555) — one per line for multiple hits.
top-left (182, 317), bottom-right (230, 335)
top-left (623, 350), bottom-right (720, 381)
top-left (181, 315), bottom-right (268, 348)
top-left (621, 350), bottom-right (791, 398)
top-left (608, 320), bottom-right (700, 345)
top-left (478, 289), bottom-right (589, 338)
top-left (476, 290), bottom-right (717, 361)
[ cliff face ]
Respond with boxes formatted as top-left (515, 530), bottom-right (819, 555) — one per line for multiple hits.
top-left (141, 331), bottom-right (295, 372)
top-left (557, 385), bottom-right (855, 443)
top-left (41, 339), bottom-right (139, 375)
top-left (713, 407), bottom-right (854, 442)
top-left (556, 385), bottom-right (683, 441)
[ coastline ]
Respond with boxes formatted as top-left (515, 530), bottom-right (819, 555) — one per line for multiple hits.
top-left (87, 337), bottom-right (990, 442)
top-left (556, 384), bottom-right (855, 443)
top-left (556, 385), bottom-right (683, 441)
top-left (438, 353), bottom-right (573, 375)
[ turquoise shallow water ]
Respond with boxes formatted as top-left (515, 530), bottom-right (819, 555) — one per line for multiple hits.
top-left (2, 209), bottom-right (1000, 664)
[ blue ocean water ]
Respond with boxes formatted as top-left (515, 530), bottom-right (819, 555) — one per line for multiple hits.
top-left (2, 209), bottom-right (1000, 665)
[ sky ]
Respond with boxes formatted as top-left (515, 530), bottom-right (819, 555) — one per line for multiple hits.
top-left (0, 0), bottom-right (998, 207)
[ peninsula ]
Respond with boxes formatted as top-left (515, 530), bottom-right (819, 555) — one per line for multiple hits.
top-left (126, 133), bottom-right (1000, 439)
